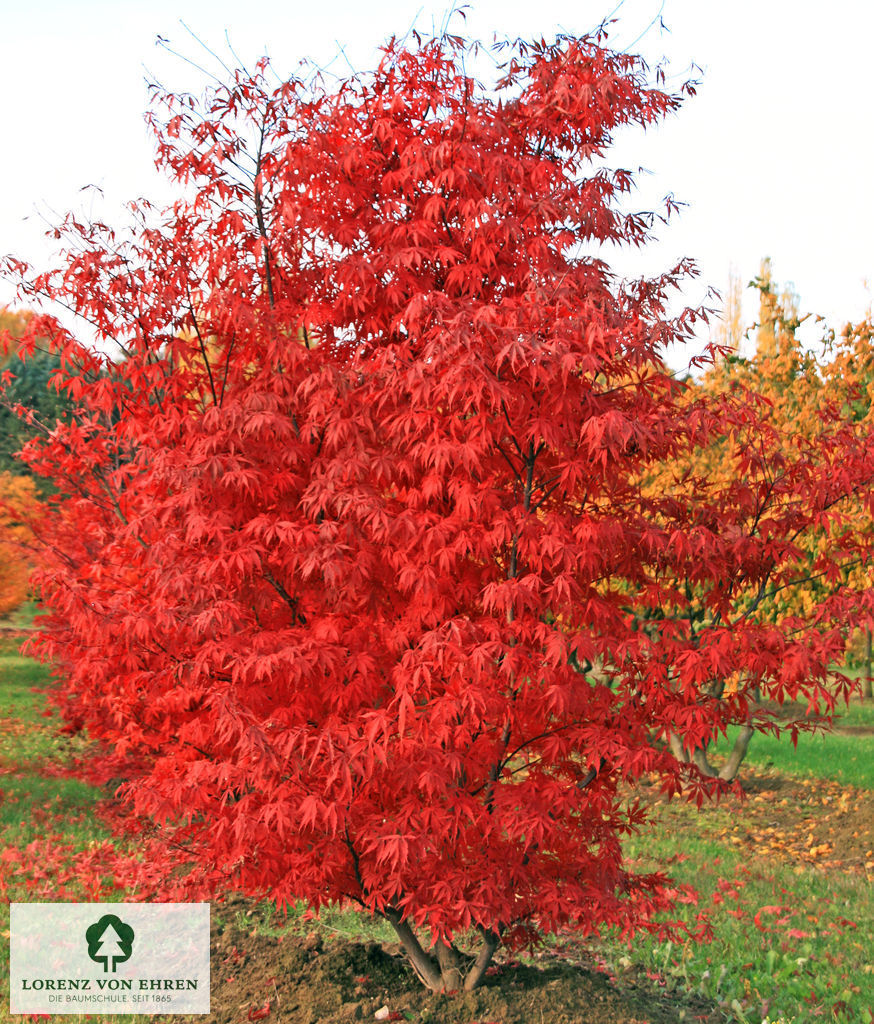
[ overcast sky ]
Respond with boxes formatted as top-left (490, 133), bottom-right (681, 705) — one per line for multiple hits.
top-left (1, 1), bottom-right (871, 365)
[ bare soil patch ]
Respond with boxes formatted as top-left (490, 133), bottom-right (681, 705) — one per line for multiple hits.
top-left (731, 768), bottom-right (874, 872)
top-left (640, 766), bottom-right (874, 875)
top-left (206, 923), bottom-right (723, 1024)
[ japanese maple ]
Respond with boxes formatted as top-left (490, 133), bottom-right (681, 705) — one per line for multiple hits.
top-left (5, 26), bottom-right (874, 993)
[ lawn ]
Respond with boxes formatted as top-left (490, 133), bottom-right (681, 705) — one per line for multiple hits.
top-left (728, 723), bottom-right (874, 789)
top-left (596, 790), bottom-right (874, 1022)
top-left (715, 687), bottom-right (874, 789)
top-left (0, 635), bottom-right (139, 1023)
top-left (0, 638), bottom-right (108, 849)
top-left (618, 682), bottom-right (874, 1021)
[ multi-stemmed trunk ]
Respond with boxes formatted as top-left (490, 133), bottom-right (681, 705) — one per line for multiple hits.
top-left (667, 680), bottom-right (759, 783)
top-left (667, 723), bottom-right (755, 783)
top-left (384, 911), bottom-right (501, 992)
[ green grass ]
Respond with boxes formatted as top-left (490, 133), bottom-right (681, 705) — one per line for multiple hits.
top-left (639, 687), bottom-right (874, 1020)
top-left (835, 696), bottom-right (874, 727)
top-left (0, 634), bottom-right (132, 1024)
top-left (227, 896), bottom-right (398, 946)
top-left (708, 691), bottom-right (874, 790)
top-left (727, 726), bottom-right (874, 789)
top-left (0, 599), bottom-right (39, 631)
top-left (0, 647), bottom-right (52, 717)
top-left (0, 636), bottom-right (106, 848)
top-left (595, 804), bottom-right (874, 1023)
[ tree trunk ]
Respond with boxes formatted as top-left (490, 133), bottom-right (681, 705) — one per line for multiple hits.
top-left (716, 724), bottom-right (754, 781)
top-left (668, 730), bottom-right (720, 777)
top-left (435, 941), bottom-right (464, 992)
top-left (668, 721), bottom-right (755, 784)
top-left (385, 911), bottom-right (444, 991)
top-left (691, 746), bottom-right (718, 778)
top-left (384, 912), bottom-right (500, 992)
top-left (863, 630), bottom-right (873, 700)
top-left (462, 928), bottom-right (501, 991)
top-left (667, 730), bottom-right (689, 763)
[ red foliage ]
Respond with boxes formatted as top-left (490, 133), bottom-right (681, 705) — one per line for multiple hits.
top-left (4, 25), bottom-right (874, 989)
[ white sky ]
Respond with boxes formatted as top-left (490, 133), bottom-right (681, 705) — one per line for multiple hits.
top-left (1, 1), bottom-right (872, 365)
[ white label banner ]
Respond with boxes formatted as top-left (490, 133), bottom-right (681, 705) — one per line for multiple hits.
top-left (10, 903), bottom-right (210, 1015)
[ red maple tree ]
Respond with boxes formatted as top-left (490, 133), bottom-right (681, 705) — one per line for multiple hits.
top-left (5, 27), bottom-right (873, 991)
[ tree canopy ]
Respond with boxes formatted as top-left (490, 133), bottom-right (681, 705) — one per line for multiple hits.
top-left (4, 27), bottom-right (874, 992)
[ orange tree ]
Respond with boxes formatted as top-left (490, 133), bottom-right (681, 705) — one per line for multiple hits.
top-left (0, 471), bottom-right (39, 617)
top-left (0, 310), bottom-right (57, 615)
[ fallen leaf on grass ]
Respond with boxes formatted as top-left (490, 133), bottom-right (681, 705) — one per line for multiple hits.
top-left (247, 1001), bottom-right (271, 1020)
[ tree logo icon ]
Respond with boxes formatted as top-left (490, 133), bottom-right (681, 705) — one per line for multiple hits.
top-left (85, 914), bottom-right (135, 973)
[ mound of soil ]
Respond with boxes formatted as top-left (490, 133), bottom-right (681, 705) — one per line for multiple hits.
top-left (208, 924), bottom-right (722, 1024)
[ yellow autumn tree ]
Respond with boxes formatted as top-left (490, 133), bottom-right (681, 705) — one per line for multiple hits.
top-left (712, 263), bottom-right (744, 354)
top-left (732, 266), bottom-right (874, 634)
top-left (816, 314), bottom-right (874, 696)
top-left (636, 260), bottom-right (874, 778)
